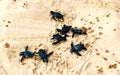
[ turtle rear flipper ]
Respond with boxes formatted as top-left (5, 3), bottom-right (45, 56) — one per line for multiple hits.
top-left (43, 58), bottom-right (48, 63)
top-left (52, 40), bottom-right (60, 45)
top-left (62, 37), bottom-right (67, 41)
top-left (61, 17), bottom-right (64, 22)
top-left (52, 16), bottom-right (57, 21)
top-left (75, 51), bottom-right (82, 56)
top-left (83, 32), bottom-right (87, 35)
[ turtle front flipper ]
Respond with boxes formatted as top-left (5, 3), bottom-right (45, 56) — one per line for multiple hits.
top-left (19, 52), bottom-right (24, 56)
top-left (47, 51), bottom-right (54, 57)
top-left (25, 46), bottom-right (29, 51)
top-left (71, 42), bottom-right (74, 47)
top-left (52, 16), bottom-right (57, 21)
top-left (70, 43), bottom-right (75, 52)
top-left (83, 47), bottom-right (87, 50)
top-left (56, 29), bottom-right (61, 32)
top-left (72, 33), bottom-right (75, 38)
top-left (20, 56), bottom-right (25, 62)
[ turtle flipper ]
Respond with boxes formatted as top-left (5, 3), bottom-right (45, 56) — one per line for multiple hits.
top-left (52, 40), bottom-right (60, 45)
top-left (56, 29), bottom-right (61, 32)
top-left (72, 33), bottom-right (75, 38)
top-left (61, 18), bottom-right (64, 22)
top-left (43, 58), bottom-right (48, 63)
top-left (82, 31), bottom-right (87, 35)
top-left (83, 47), bottom-right (87, 50)
top-left (71, 42), bottom-right (74, 47)
top-left (75, 51), bottom-right (82, 56)
top-left (47, 51), bottom-right (54, 57)
top-left (25, 46), bottom-right (29, 51)
top-left (52, 16), bottom-right (57, 21)
top-left (20, 56), bottom-right (25, 62)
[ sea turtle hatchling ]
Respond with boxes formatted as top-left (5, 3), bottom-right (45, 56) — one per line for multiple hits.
top-left (56, 24), bottom-right (71, 35)
top-left (37, 49), bottom-right (54, 63)
top-left (51, 33), bottom-right (67, 45)
top-left (70, 28), bottom-right (87, 38)
top-left (50, 11), bottom-right (64, 22)
top-left (19, 46), bottom-right (35, 62)
top-left (70, 42), bottom-right (87, 56)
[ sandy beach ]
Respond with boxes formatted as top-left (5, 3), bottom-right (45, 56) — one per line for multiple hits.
top-left (0, 0), bottom-right (120, 75)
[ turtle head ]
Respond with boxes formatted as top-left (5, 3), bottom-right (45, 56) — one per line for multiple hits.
top-left (50, 11), bottom-right (54, 15)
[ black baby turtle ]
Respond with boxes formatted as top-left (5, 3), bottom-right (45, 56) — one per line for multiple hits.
top-left (51, 33), bottom-right (67, 44)
top-left (70, 42), bottom-right (87, 56)
top-left (50, 11), bottom-right (64, 22)
top-left (37, 49), bottom-right (53, 63)
top-left (70, 28), bottom-right (87, 37)
top-left (56, 25), bottom-right (71, 35)
top-left (19, 46), bottom-right (35, 62)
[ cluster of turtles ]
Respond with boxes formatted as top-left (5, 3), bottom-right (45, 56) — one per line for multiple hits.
top-left (19, 11), bottom-right (87, 63)
top-left (19, 46), bottom-right (53, 63)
